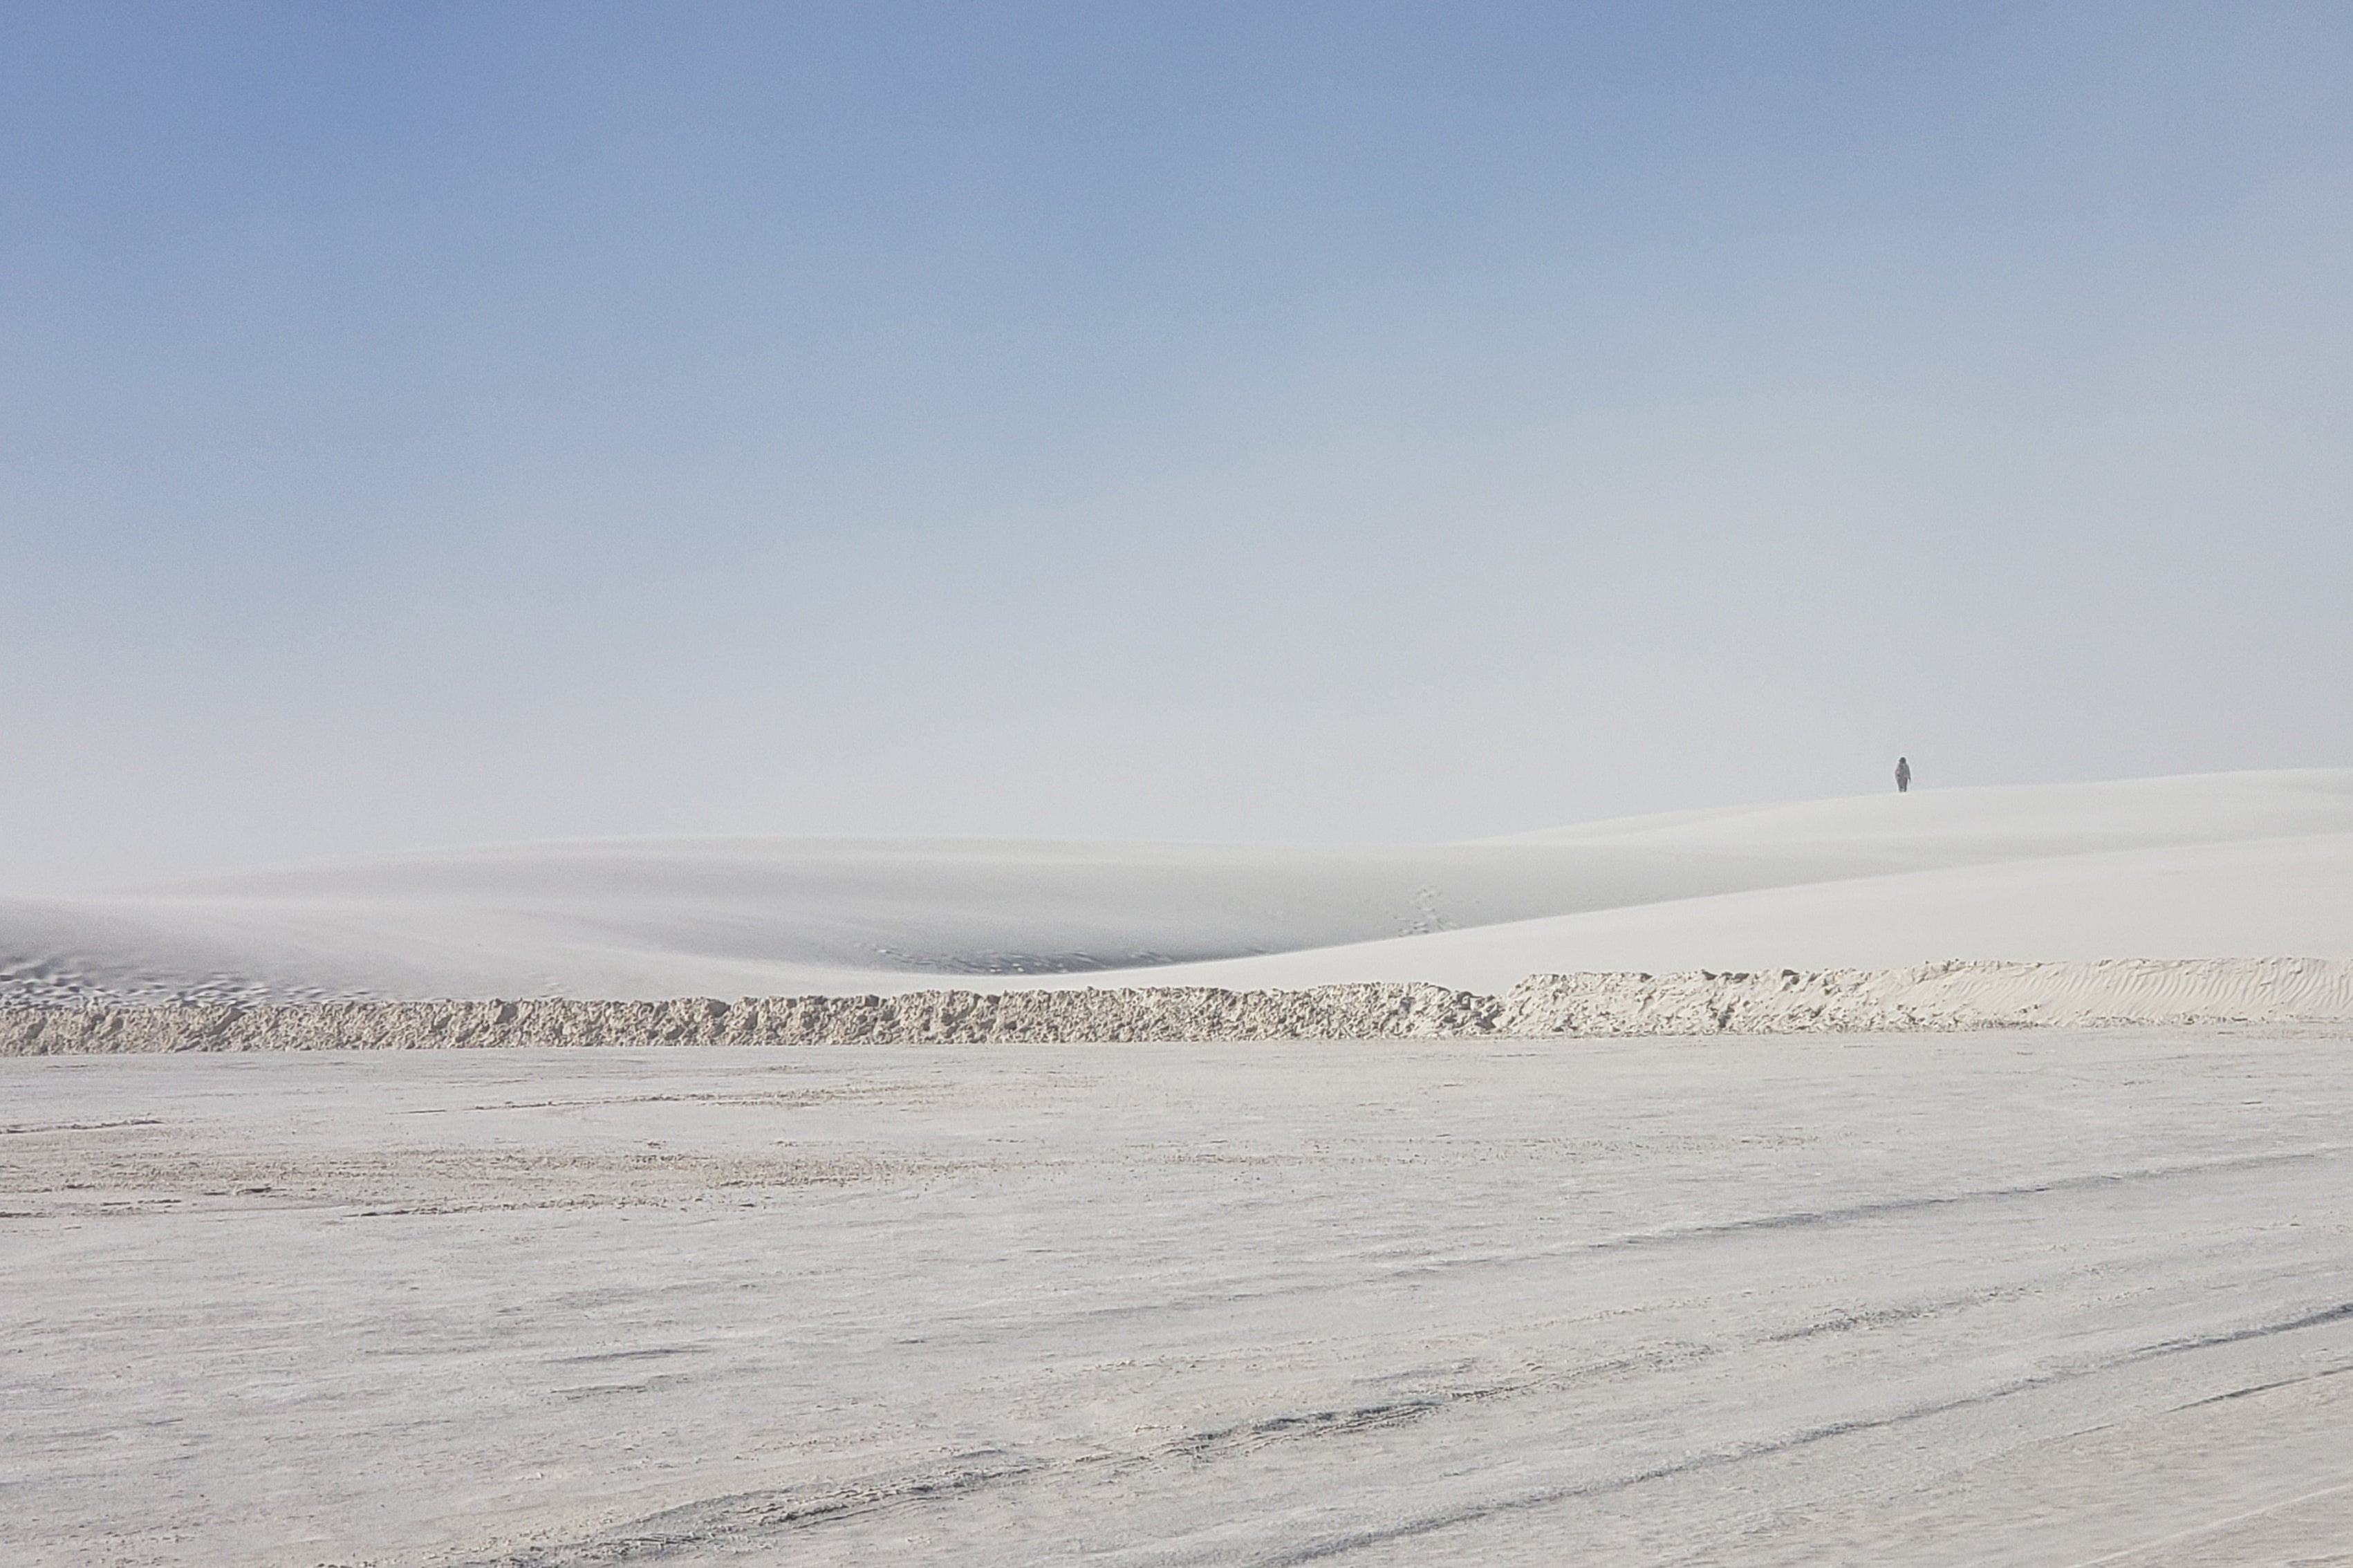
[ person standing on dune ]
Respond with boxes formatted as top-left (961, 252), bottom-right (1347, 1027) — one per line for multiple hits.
top-left (1895, 756), bottom-right (1912, 793)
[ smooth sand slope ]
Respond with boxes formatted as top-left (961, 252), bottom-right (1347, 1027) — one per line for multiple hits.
top-left (3, 769), bottom-right (2350, 1005)
top-left (7, 1032), bottom-right (2352, 1565)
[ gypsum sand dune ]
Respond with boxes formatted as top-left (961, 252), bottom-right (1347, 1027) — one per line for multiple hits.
top-left (4, 769), bottom-right (2351, 1006)
top-left (8, 958), bottom-right (2353, 1054)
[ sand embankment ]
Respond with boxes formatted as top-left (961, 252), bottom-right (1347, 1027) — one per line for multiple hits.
top-left (6, 958), bottom-right (2350, 1054)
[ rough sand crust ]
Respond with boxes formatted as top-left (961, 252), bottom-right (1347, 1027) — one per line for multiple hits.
top-left (7, 957), bottom-right (2350, 1054)
top-left (10, 1030), bottom-right (2353, 1562)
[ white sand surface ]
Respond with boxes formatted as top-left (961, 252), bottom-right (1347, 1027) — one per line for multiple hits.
top-left (5, 1028), bottom-right (2351, 1565)
top-left (5, 769), bottom-right (2350, 1004)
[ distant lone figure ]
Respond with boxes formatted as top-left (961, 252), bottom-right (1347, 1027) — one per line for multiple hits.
top-left (1895, 756), bottom-right (1912, 793)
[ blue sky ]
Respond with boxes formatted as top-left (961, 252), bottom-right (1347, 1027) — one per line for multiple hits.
top-left (4, 2), bottom-right (2350, 888)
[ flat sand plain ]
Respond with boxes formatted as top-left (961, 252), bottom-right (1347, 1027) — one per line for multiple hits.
top-left (6, 1029), bottom-right (2352, 1565)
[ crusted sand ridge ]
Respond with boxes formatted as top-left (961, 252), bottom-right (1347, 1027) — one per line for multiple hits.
top-left (8, 957), bottom-right (2350, 1054)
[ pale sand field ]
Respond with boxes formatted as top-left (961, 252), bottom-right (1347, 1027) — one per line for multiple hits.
top-left (6, 1028), bottom-right (2351, 1566)
top-left (6, 769), bottom-right (2350, 1563)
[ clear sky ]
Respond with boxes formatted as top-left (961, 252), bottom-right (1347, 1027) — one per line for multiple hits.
top-left (4, 2), bottom-right (2349, 890)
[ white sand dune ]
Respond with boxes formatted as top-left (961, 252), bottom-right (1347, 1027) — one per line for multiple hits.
top-left (4, 768), bottom-right (2350, 1005)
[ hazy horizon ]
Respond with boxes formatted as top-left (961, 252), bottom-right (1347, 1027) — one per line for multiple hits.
top-left (7, 3), bottom-right (2350, 894)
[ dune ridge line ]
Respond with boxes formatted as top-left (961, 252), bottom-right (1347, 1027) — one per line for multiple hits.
top-left (4, 958), bottom-right (2351, 1054)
